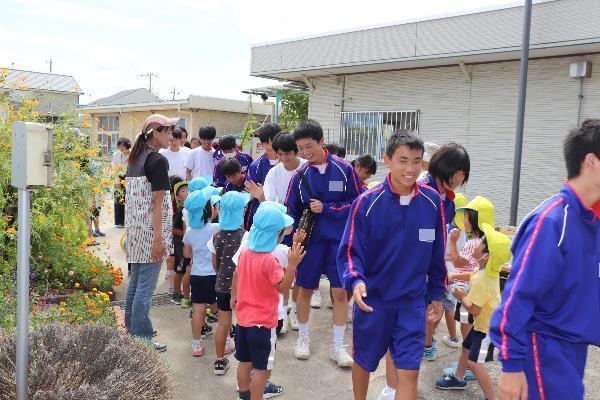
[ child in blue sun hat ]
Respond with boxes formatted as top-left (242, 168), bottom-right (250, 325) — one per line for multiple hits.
top-left (231, 203), bottom-right (306, 400)
top-left (183, 185), bottom-right (222, 357)
top-left (206, 191), bottom-right (252, 376)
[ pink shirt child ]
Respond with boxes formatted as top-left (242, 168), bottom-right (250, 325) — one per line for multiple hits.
top-left (235, 248), bottom-right (284, 329)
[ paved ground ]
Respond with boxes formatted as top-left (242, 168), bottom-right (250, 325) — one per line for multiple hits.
top-left (96, 200), bottom-right (600, 400)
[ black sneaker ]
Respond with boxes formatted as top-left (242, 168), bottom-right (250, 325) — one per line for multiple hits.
top-left (171, 294), bottom-right (182, 305)
top-left (207, 312), bottom-right (218, 324)
top-left (213, 358), bottom-right (230, 375)
top-left (201, 324), bottom-right (213, 338)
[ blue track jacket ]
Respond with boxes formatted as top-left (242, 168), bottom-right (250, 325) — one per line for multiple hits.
top-left (337, 175), bottom-right (447, 307)
top-left (213, 151), bottom-right (253, 188)
top-left (285, 152), bottom-right (362, 243)
top-left (489, 183), bottom-right (600, 373)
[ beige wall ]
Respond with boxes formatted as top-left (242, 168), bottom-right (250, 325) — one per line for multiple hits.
top-left (89, 107), bottom-right (268, 150)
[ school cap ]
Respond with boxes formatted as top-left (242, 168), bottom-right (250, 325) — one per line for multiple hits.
top-left (141, 114), bottom-right (178, 135)
top-left (173, 181), bottom-right (188, 207)
top-left (457, 195), bottom-right (495, 231)
top-left (423, 142), bottom-right (440, 163)
top-left (188, 175), bottom-right (213, 192)
top-left (481, 223), bottom-right (512, 277)
top-left (215, 191), bottom-right (251, 230)
top-left (184, 185), bottom-right (222, 229)
top-left (453, 193), bottom-right (468, 231)
top-left (247, 202), bottom-right (294, 253)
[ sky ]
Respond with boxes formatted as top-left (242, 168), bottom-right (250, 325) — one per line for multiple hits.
top-left (2, 0), bottom-right (519, 104)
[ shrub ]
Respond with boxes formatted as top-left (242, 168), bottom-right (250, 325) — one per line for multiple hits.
top-left (0, 323), bottom-right (173, 400)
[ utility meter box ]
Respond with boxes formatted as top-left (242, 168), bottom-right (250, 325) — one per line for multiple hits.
top-left (11, 121), bottom-right (53, 189)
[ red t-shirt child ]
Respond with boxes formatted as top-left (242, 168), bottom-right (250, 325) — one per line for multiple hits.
top-left (236, 248), bottom-right (284, 329)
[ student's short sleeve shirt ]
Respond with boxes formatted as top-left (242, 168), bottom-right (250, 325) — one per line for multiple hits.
top-left (468, 270), bottom-right (501, 333)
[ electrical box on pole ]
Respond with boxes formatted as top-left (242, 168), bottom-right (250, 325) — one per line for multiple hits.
top-left (11, 121), bottom-right (53, 189)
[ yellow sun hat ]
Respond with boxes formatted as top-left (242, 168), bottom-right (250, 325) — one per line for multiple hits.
top-left (481, 223), bottom-right (512, 277)
top-left (457, 195), bottom-right (495, 231)
top-left (453, 193), bottom-right (468, 231)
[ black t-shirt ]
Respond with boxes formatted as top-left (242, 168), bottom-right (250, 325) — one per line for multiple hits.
top-left (144, 152), bottom-right (170, 192)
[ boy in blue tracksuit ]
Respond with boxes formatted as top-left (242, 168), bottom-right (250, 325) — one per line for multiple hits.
top-left (245, 122), bottom-right (281, 232)
top-left (489, 120), bottom-right (600, 400)
top-left (338, 130), bottom-right (446, 400)
top-left (285, 119), bottom-right (362, 367)
top-left (213, 135), bottom-right (253, 187)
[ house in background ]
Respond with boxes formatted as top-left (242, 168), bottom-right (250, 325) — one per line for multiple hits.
top-left (0, 68), bottom-right (82, 122)
top-left (82, 88), bottom-right (273, 156)
top-left (249, 0), bottom-right (600, 224)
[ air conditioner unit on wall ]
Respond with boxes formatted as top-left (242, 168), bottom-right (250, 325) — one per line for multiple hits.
top-left (569, 61), bottom-right (592, 78)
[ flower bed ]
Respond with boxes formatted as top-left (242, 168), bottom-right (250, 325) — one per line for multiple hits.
top-left (0, 69), bottom-right (121, 330)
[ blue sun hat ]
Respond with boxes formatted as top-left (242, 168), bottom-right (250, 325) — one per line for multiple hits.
top-left (184, 185), bottom-right (222, 229)
top-left (216, 191), bottom-right (251, 230)
top-left (188, 175), bottom-right (213, 192)
top-left (247, 201), bottom-right (294, 253)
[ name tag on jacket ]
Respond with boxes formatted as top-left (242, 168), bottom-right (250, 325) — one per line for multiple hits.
top-left (419, 229), bottom-right (435, 242)
top-left (329, 180), bottom-right (344, 192)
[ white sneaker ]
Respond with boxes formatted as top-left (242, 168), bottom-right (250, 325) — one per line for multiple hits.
top-left (311, 290), bottom-right (322, 308)
top-left (440, 335), bottom-right (462, 348)
top-left (280, 315), bottom-right (288, 335)
top-left (329, 345), bottom-right (353, 367)
top-left (289, 312), bottom-right (299, 331)
top-left (224, 336), bottom-right (235, 354)
top-left (378, 386), bottom-right (396, 400)
top-left (294, 336), bottom-right (310, 360)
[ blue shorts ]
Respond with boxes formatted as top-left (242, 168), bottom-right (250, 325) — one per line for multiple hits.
top-left (352, 303), bottom-right (426, 372)
top-left (234, 325), bottom-right (277, 371)
top-left (522, 332), bottom-right (587, 400)
top-left (296, 239), bottom-right (341, 289)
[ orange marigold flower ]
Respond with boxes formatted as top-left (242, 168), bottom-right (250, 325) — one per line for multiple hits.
top-left (5, 227), bottom-right (16, 234)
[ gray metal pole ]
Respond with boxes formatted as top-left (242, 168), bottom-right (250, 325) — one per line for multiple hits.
top-left (16, 189), bottom-right (31, 400)
top-left (509, 0), bottom-right (533, 227)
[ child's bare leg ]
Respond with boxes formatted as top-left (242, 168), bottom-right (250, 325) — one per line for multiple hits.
top-left (191, 303), bottom-right (206, 340)
top-left (352, 363), bottom-right (370, 400)
top-left (296, 287), bottom-right (312, 324)
top-left (468, 361), bottom-right (495, 399)
top-left (237, 361), bottom-right (252, 393)
top-left (182, 268), bottom-right (191, 299)
top-left (166, 256), bottom-right (175, 289)
top-left (250, 369), bottom-right (269, 400)
top-left (394, 369), bottom-right (419, 400)
top-left (454, 348), bottom-right (470, 379)
top-left (209, 303), bottom-right (217, 314)
top-left (425, 318), bottom-right (440, 347)
top-left (445, 310), bottom-right (457, 339)
top-left (460, 323), bottom-right (473, 340)
top-left (331, 287), bottom-right (348, 327)
top-left (385, 352), bottom-right (397, 389)
top-left (215, 310), bottom-right (232, 358)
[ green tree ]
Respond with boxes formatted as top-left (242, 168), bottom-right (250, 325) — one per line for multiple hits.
top-left (278, 91), bottom-right (308, 132)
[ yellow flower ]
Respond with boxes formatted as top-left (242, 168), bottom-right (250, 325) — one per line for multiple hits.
top-left (0, 68), bottom-right (8, 76)
top-left (72, 162), bottom-right (81, 168)
top-left (86, 301), bottom-right (95, 307)
top-left (5, 227), bottom-right (16, 234)
top-left (32, 111), bottom-right (39, 118)
top-left (19, 85), bottom-right (29, 90)
top-left (59, 307), bottom-right (66, 313)
top-left (2, 215), bottom-right (12, 223)
top-left (120, 179), bottom-right (126, 186)
top-left (59, 302), bottom-right (67, 307)
top-left (82, 121), bottom-right (90, 128)
top-left (92, 187), bottom-right (100, 194)
top-left (74, 282), bottom-right (80, 288)
top-left (76, 316), bottom-right (82, 321)
top-left (108, 291), bottom-right (113, 295)
top-left (97, 300), bottom-right (103, 305)
top-left (84, 113), bottom-right (90, 119)
top-left (117, 163), bottom-right (124, 169)
top-left (92, 288), bottom-right (97, 292)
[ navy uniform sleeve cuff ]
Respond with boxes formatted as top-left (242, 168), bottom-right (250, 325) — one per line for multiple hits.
top-left (501, 358), bottom-right (525, 373)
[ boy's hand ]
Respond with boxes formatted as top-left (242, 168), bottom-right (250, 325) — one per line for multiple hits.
top-left (449, 228), bottom-right (460, 243)
top-left (452, 287), bottom-right (466, 301)
top-left (498, 372), bottom-right (528, 400)
top-left (293, 229), bottom-right (306, 245)
top-left (230, 296), bottom-right (237, 311)
top-left (309, 199), bottom-right (323, 214)
top-left (353, 282), bottom-right (373, 312)
top-left (244, 180), bottom-right (265, 202)
top-left (427, 300), bottom-right (443, 322)
top-left (287, 242), bottom-right (306, 267)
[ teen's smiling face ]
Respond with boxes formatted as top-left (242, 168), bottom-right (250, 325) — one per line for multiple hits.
top-left (384, 145), bottom-right (423, 194)
top-left (296, 137), bottom-right (325, 164)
